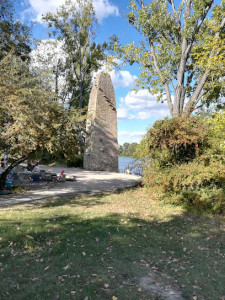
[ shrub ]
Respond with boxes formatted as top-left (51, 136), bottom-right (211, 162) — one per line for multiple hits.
top-left (140, 117), bottom-right (225, 213)
top-left (143, 157), bottom-right (225, 213)
top-left (66, 154), bottom-right (84, 168)
top-left (135, 117), bottom-right (209, 166)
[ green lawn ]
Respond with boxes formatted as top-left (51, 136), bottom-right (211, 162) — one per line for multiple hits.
top-left (0, 188), bottom-right (224, 299)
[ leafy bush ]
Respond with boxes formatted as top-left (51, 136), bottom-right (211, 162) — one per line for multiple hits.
top-left (66, 154), bottom-right (84, 168)
top-left (135, 117), bottom-right (209, 166)
top-left (140, 117), bottom-right (225, 213)
top-left (144, 158), bottom-right (225, 213)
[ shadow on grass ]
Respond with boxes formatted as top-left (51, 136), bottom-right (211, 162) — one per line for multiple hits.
top-left (0, 201), bottom-right (224, 300)
top-left (40, 193), bottom-right (109, 208)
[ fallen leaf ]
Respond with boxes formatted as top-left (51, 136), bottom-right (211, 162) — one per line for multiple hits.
top-left (112, 296), bottom-right (118, 300)
top-left (44, 266), bottom-right (50, 271)
top-left (25, 235), bottom-right (34, 240)
top-left (63, 264), bottom-right (71, 270)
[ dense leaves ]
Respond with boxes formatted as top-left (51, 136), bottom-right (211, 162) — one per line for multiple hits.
top-left (0, 53), bottom-right (85, 189)
top-left (0, 0), bottom-right (31, 61)
top-left (135, 117), bottom-right (209, 166)
top-left (137, 117), bottom-right (225, 213)
top-left (109, 0), bottom-right (225, 117)
top-left (119, 142), bottom-right (139, 157)
top-left (43, 0), bottom-right (107, 108)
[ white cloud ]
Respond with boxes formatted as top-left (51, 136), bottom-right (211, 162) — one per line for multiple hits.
top-left (118, 131), bottom-right (146, 145)
top-left (93, 68), bottom-right (137, 89)
top-left (93, 0), bottom-right (119, 22)
top-left (120, 89), bottom-right (170, 120)
top-left (110, 70), bottom-right (137, 89)
top-left (117, 106), bottom-right (135, 120)
top-left (24, 0), bottom-right (119, 23)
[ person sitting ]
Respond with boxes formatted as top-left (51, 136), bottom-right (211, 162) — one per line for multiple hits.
top-left (32, 162), bottom-right (40, 173)
top-left (125, 165), bottom-right (131, 174)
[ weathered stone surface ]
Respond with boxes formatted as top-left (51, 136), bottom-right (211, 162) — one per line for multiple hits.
top-left (83, 72), bottom-right (118, 172)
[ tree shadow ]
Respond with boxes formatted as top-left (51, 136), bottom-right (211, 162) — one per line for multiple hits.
top-left (0, 205), bottom-right (224, 300)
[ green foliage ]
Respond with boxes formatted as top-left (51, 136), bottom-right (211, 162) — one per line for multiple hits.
top-left (144, 159), bottom-right (225, 213)
top-left (43, 0), bottom-right (107, 108)
top-left (109, 0), bottom-right (225, 117)
top-left (139, 117), bottom-right (225, 213)
top-left (207, 110), bottom-right (225, 146)
top-left (119, 142), bottom-right (138, 157)
top-left (0, 0), bottom-right (31, 61)
top-left (136, 117), bottom-right (209, 166)
top-left (66, 154), bottom-right (84, 168)
top-left (0, 53), bottom-right (85, 189)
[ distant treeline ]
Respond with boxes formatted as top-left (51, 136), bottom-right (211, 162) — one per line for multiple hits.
top-left (119, 142), bottom-right (138, 157)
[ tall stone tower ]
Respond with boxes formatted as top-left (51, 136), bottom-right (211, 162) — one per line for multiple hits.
top-left (83, 72), bottom-right (118, 172)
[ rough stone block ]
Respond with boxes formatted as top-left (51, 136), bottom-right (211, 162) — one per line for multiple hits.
top-left (83, 72), bottom-right (118, 172)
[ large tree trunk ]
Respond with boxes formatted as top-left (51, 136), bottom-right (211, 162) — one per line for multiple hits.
top-left (0, 157), bottom-right (27, 190)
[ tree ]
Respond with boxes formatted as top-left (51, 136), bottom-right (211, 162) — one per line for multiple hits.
top-left (110, 0), bottom-right (225, 117)
top-left (0, 53), bottom-right (85, 190)
top-left (119, 142), bottom-right (139, 156)
top-left (31, 40), bottom-right (68, 104)
top-left (0, 0), bottom-right (31, 61)
top-left (43, 0), bottom-right (107, 108)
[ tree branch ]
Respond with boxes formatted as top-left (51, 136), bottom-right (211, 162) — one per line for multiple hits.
top-left (185, 65), bottom-right (197, 91)
top-left (150, 42), bottom-right (173, 114)
top-left (189, 1), bottom-right (214, 46)
top-left (135, 0), bottom-right (145, 8)
top-left (168, 0), bottom-right (182, 30)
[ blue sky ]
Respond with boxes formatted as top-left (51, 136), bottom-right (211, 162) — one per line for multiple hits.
top-left (16, 0), bottom-right (170, 145)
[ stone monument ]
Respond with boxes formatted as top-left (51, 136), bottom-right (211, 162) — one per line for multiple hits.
top-left (83, 72), bottom-right (118, 172)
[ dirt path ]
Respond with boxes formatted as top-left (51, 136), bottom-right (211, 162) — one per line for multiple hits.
top-left (0, 167), bottom-right (142, 208)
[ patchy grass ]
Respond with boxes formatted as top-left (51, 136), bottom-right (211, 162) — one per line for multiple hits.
top-left (0, 188), bottom-right (224, 299)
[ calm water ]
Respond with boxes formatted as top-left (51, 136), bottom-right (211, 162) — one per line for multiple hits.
top-left (118, 156), bottom-right (142, 175)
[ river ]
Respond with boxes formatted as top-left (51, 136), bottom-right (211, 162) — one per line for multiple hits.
top-left (118, 157), bottom-right (142, 175)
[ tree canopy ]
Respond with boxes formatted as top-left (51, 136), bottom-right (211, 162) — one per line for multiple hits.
top-left (43, 0), bottom-right (107, 108)
top-left (0, 53), bottom-right (85, 189)
top-left (0, 0), bottom-right (31, 61)
top-left (119, 142), bottom-right (139, 157)
top-left (109, 0), bottom-right (225, 117)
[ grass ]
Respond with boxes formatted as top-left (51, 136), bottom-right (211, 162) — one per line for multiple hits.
top-left (0, 188), bottom-right (224, 299)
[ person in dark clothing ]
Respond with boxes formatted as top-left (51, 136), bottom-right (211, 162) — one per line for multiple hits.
top-left (27, 161), bottom-right (34, 171)
top-left (1, 158), bottom-right (5, 169)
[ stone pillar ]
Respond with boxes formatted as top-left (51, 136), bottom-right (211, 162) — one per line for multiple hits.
top-left (83, 72), bottom-right (118, 172)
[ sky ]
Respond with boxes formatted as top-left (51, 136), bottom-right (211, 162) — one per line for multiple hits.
top-left (15, 0), bottom-right (171, 145)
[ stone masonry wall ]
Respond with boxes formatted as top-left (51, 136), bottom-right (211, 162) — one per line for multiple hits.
top-left (83, 72), bottom-right (118, 172)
